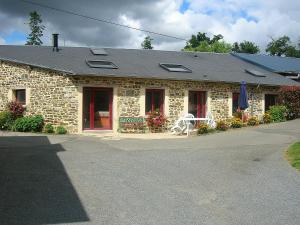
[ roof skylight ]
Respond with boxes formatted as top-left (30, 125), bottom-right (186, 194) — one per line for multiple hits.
top-left (86, 60), bottom-right (118, 69)
top-left (90, 48), bottom-right (107, 55)
top-left (159, 63), bottom-right (192, 73)
top-left (245, 69), bottom-right (266, 77)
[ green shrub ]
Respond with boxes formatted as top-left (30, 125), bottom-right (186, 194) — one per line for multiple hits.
top-left (231, 117), bottom-right (243, 128)
top-left (56, 126), bottom-right (67, 134)
top-left (263, 113), bottom-right (272, 124)
top-left (0, 111), bottom-right (14, 130)
top-left (13, 115), bottom-right (44, 132)
top-left (197, 123), bottom-right (209, 135)
top-left (216, 120), bottom-right (229, 131)
top-left (268, 105), bottom-right (287, 122)
top-left (247, 117), bottom-right (259, 126)
top-left (44, 123), bottom-right (54, 133)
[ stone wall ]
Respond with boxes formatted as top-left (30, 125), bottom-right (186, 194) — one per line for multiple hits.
top-left (0, 61), bottom-right (79, 133)
top-left (0, 61), bottom-right (279, 133)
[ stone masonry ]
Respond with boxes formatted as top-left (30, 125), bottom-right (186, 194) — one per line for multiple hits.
top-left (0, 61), bottom-right (279, 133)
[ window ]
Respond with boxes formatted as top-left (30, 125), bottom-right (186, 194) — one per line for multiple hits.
top-left (15, 89), bottom-right (26, 105)
top-left (245, 69), bottom-right (266, 77)
top-left (90, 48), bottom-right (107, 55)
top-left (86, 60), bottom-right (118, 69)
top-left (232, 92), bottom-right (239, 114)
top-left (145, 89), bottom-right (164, 113)
top-left (159, 63), bottom-right (192, 73)
top-left (188, 91), bottom-right (206, 118)
top-left (265, 94), bottom-right (277, 111)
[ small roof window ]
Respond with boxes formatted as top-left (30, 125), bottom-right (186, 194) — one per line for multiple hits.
top-left (90, 48), bottom-right (107, 55)
top-left (86, 60), bottom-right (118, 69)
top-left (245, 69), bottom-right (266, 77)
top-left (160, 63), bottom-right (192, 73)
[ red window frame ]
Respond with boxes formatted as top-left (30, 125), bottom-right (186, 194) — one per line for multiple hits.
top-left (15, 89), bottom-right (26, 105)
top-left (188, 91), bottom-right (206, 118)
top-left (145, 89), bottom-right (164, 114)
top-left (83, 87), bottom-right (113, 130)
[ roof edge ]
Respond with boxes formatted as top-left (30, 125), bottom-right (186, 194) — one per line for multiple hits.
top-left (0, 56), bottom-right (75, 75)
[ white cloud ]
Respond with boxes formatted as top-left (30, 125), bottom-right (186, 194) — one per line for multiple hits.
top-left (0, 0), bottom-right (300, 51)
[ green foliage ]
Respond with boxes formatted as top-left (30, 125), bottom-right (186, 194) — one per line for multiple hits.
top-left (286, 141), bottom-right (300, 170)
top-left (266, 36), bottom-right (300, 57)
top-left (26, 11), bottom-right (45, 46)
top-left (12, 115), bottom-right (44, 132)
top-left (0, 111), bottom-right (14, 130)
top-left (247, 117), bottom-right (259, 126)
top-left (44, 123), bottom-right (54, 133)
top-left (278, 86), bottom-right (300, 119)
top-left (56, 126), bottom-right (67, 134)
top-left (197, 123), bottom-right (209, 134)
top-left (216, 120), bottom-right (229, 131)
top-left (232, 41), bottom-right (260, 54)
top-left (231, 117), bottom-right (243, 128)
top-left (268, 105), bottom-right (287, 122)
top-left (141, 36), bottom-right (153, 49)
top-left (183, 32), bottom-right (232, 53)
top-left (263, 113), bottom-right (272, 124)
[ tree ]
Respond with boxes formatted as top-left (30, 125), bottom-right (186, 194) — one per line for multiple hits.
top-left (232, 41), bottom-right (260, 54)
top-left (26, 11), bottom-right (45, 46)
top-left (266, 36), bottom-right (291, 56)
top-left (141, 36), bottom-right (153, 49)
top-left (184, 32), bottom-right (231, 53)
top-left (266, 36), bottom-right (300, 57)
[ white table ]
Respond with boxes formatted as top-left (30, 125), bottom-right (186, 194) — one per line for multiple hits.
top-left (182, 118), bottom-right (209, 136)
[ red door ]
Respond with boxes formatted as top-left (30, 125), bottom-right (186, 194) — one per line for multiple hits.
top-left (188, 91), bottom-right (206, 118)
top-left (83, 87), bottom-right (113, 130)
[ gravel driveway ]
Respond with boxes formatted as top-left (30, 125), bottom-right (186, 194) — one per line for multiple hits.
top-left (0, 120), bottom-right (300, 225)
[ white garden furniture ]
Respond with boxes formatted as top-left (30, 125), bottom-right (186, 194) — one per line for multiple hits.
top-left (171, 112), bottom-right (216, 136)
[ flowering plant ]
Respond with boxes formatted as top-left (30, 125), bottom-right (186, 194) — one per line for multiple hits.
top-left (6, 101), bottom-right (25, 119)
top-left (145, 110), bottom-right (167, 132)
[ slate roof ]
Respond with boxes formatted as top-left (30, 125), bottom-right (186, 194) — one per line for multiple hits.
top-left (0, 45), bottom-right (298, 86)
top-left (232, 53), bottom-right (300, 73)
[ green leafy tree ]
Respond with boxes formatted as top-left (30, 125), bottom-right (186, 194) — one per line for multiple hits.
top-left (232, 41), bottom-right (260, 54)
top-left (266, 36), bottom-right (291, 56)
top-left (184, 32), bottom-right (231, 53)
top-left (25, 11), bottom-right (45, 46)
top-left (266, 36), bottom-right (300, 57)
top-left (141, 36), bottom-right (153, 49)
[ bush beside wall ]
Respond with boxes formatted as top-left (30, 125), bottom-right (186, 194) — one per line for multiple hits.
top-left (12, 115), bottom-right (44, 132)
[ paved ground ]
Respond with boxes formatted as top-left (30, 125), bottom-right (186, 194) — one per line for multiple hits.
top-left (0, 120), bottom-right (300, 225)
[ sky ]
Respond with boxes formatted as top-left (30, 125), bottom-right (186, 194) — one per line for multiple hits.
top-left (1, 0), bottom-right (300, 51)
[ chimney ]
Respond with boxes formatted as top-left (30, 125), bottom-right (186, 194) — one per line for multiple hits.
top-left (52, 33), bottom-right (59, 52)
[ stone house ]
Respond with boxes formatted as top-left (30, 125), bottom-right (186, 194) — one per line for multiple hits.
top-left (0, 44), bottom-right (298, 133)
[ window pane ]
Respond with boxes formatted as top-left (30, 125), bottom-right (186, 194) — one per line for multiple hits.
top-left (16, 90), bottom-right (26, 105)
top-left (83, 89), bottom-right (91, 129)
top-left (265, 94), bottom-right (277, 111)
top-left (232, 93), bottom-right (239, 113)
top-left (188, 92), bottom-right (198, 117)
top-left (145, 90), bottom-right (164, 113)
top-left (153, 91), bottom-right (162, 112)
top-left (94, 90), bottom-right (110, 129)
top-left (145, 91), bottom-right (152, 113)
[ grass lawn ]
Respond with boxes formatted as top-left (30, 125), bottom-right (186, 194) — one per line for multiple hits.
top-left (286, 141), bottom-right (300, 170)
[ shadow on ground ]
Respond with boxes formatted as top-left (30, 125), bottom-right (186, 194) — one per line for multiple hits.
top-left (0, 136), bottom-right (89, 225)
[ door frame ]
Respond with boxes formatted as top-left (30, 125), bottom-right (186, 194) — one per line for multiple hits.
top-left (83, 87), bottom-right (113, 130)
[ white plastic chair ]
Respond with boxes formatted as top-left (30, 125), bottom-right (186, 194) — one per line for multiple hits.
top-left (171, 113), bottom-right (194, 135)
top-left (206, 111), bottom-right (216, 128)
